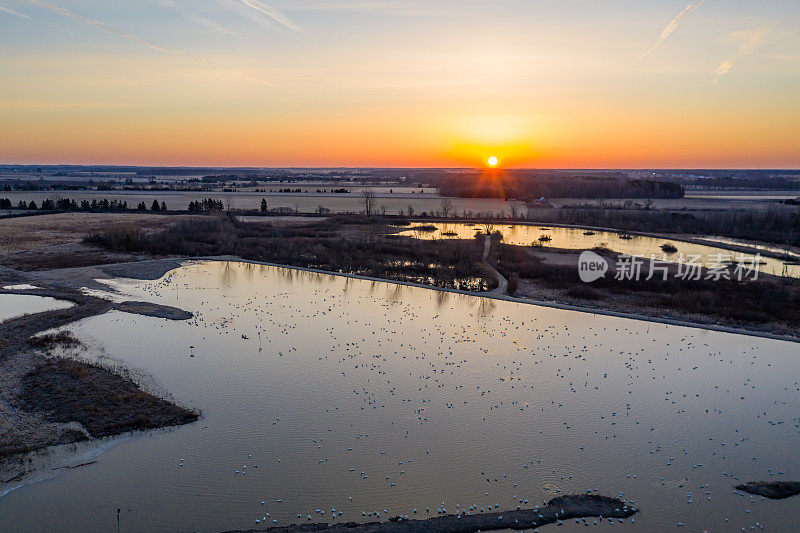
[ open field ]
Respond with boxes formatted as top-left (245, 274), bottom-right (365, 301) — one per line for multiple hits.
top-left (0, 213), bottom-right (202, 271)
top-left (0, 212), bottom-right (197, 254)
top-left (2, 189), bottom-right (798, 217)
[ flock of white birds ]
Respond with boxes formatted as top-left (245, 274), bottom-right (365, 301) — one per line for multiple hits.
top-left (8, 260), bottom-right (795, 531)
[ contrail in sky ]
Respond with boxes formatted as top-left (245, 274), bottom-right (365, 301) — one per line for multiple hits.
top-left (20, 0), bottom-right (275, 86)
top-left (23, 0), bottom-right (204, 57)
top-left (0, 5), bottom-right (34, 20)
top-left (1, 3), bottom-right (83, 35)
top-left (639, 0), bottom-right (706, 60)
top-left (238, 0), bottom-right (304, 33)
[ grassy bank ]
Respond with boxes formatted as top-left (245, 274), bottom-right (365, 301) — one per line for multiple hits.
top-left (20, 358), bottom-right (197, 439)
top-left (0, 289), bottom-right (198, 463)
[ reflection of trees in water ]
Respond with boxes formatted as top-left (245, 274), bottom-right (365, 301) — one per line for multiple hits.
top-left (220, 261), bottom-right (238, 286)
top-left (209, 260), bottom-right (497, 315)
top-left (387, 283), bottom-right (405, 303)
top-left (476, 296), bottom-right (496, 316)
top-left (240, 261), bottom-right (257, 282)
top-left (436, 288), bottom-right (450, 309)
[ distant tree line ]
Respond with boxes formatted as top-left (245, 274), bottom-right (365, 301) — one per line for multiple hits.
top-left (685, 176), bottom-right (800, 191)
top-left (0, 197), bottom-right (169, 212)
top-left (429, 173), bottom-right (685, 200)
top-left (138, 200), bottom-right (167, 211)
top-left (188, 198), bottom-right (224, 212)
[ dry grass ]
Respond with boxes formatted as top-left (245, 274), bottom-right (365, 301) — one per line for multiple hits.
top-left (0, 213), bottom-right (198, 254)
top-left (19, 358), bottom-right (198, 438)
top-left (27, 331), bottom-right (82, 350)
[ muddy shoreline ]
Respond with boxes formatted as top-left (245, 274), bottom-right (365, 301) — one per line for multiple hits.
top-left (227, 495), bottom-right (637, 533)
top-left (0, 265), bottom-right (198, 470)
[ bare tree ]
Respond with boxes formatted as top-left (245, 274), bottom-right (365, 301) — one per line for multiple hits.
top-left (509, 201), bottom-right (518, 220)
top-left (440, 198), bottom-right (454, 218)
top-left (480, 211), bottom-right (495, 235)
top-left (407, 204), bottom-right (415, 217)
top-left (362, 189), bottom-right (376, 217)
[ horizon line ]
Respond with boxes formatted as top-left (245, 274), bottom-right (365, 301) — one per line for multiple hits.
top-left (2, 164), bottom-right (799, 172)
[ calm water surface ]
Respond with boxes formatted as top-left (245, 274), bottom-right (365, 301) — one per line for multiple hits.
top-left (399, 223), bottom-right (800, 278)
top-left (0, 294), bottom-right (74, 323)
top-left (1, 261), bottom-right (799, 532)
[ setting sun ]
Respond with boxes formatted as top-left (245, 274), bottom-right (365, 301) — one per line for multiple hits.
top-left (487, 156), bottom-right (499, 167)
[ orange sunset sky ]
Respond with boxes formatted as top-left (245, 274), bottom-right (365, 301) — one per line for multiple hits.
top-left (1, 0), bottom-right (799, 168)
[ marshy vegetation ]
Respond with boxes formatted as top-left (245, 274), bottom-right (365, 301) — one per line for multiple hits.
top-left (82, 213), bottom-right (800, 333)
top-left (85, 214), bottom-right (496, 291)
top-left (495, 243), bottom-right (800, 331)
top-left (660, 242), bottom-right (678, 254)
top-left (20, 358), bottom-right (198, 438)
top-left (27, 331), bottom-right (82, 350)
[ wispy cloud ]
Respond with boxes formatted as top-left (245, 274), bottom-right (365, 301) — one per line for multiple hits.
top-left (189, 14), bottom-right (234, 35)
top-left (20, 0), bottom-right (274, 86)
top-left (1, 3), bottom-right (84, 35)
top-left (238, 0), bottom-right (303, 33)
top-left (23, 0), bottom-right (204, 56)
top-left (713, 27), bottom-right (770, 83)
top-left (639, 0), bottom-right (706, 60)
top-left (0, 5), bottom-right (34, 20)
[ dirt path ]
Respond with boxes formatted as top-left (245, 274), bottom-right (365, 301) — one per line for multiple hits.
top-left (480, 236), bottom-right (508, 296)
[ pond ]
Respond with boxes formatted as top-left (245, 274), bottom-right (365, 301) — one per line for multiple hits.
top-left (0, 294), bottom-right (74, 323)
top-left (398, 223), bottom-right (800, 278)
top-left (1, 260), bottom-right (798, 532)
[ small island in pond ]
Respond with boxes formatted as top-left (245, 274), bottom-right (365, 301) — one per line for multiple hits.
top-left (231, 495), bottom-right (637, 533)
top-left (736, 481), bottom-right (800, 500)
